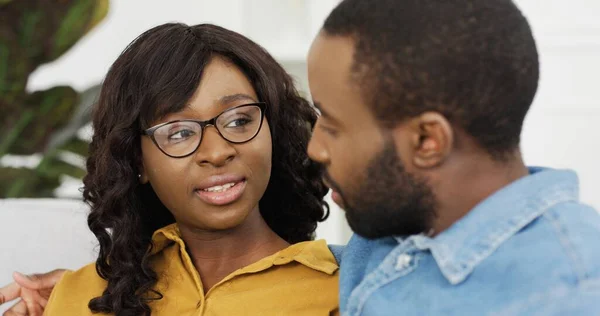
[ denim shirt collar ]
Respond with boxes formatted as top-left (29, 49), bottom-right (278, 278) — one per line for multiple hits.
top-left (395, 167), bottom-right (580, 285)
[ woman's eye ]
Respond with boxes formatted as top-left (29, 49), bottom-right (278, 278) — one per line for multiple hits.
top-left (168, 129), bottom-right (195, 140)
top-left (226, 118), bottom-right (252, 128)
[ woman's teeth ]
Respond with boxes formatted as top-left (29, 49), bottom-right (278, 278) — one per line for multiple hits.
top-left (203, 182), bottom-right (237, 192)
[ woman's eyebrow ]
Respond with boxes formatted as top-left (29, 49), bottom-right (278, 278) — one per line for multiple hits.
top-left (218, 93), bottom-right (258, 105)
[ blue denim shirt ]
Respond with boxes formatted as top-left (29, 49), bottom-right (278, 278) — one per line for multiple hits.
top-left (339, 167), bottom-right (600, 315)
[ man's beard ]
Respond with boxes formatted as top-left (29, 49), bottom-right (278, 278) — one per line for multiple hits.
top-left (327, 140), bottom-right (437, 239)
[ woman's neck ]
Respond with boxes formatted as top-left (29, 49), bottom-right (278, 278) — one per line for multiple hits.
top-left (177, 208), bottom-right (289, 293)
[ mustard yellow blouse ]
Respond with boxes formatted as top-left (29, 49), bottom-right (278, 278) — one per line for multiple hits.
top-left (45, 224), bottom-right (340, 315)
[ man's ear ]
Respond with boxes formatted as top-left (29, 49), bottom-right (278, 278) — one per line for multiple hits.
top-left (393, 112), bottom-right (453, 169)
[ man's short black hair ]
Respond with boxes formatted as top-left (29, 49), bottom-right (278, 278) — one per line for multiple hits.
top-left (323, 0), bottom-right (539, 159)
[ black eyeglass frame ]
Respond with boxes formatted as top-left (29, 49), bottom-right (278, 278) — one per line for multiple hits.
top-left (142, 102), bottom-right (267, 158)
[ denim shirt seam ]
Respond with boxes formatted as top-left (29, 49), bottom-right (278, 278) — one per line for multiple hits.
top-left (543, 206), bottom-right (589, 283)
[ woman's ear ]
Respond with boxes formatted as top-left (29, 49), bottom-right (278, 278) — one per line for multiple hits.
top-left (139, 164), bottom-right (149, 184)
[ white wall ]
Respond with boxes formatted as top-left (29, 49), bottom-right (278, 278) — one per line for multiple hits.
top-left (515, 0), bottom-right (600, 212)
top-left (16, 0), bottom-right (600, 246)
top-left (26, 0), bottom-right (339, 91)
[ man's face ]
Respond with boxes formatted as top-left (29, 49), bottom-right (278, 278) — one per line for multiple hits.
top-left (307, 34), bottom-right (436, 238)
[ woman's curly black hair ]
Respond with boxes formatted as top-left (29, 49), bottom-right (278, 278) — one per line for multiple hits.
top-left (82, 23), bottom-right (329, 316)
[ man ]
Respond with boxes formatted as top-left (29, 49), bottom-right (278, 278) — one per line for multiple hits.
top-left (3, 0), bottom-right (600, 315)
top-left (305, 0), bottom-right (600, 315)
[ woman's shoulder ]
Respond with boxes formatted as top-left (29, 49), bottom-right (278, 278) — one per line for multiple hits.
top-left (287, 239), bottom-right (345, 266)
top-left (59, 262), bottom-right (107, 290)
top-left (45, 262), bottom-right (107, 316)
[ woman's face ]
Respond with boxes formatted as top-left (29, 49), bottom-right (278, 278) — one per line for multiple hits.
top-left (140, 56), bottom-right (272, 232)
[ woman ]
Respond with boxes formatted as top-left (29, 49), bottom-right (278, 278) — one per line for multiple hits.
top-left (9, 23), bottom-right (339, 315)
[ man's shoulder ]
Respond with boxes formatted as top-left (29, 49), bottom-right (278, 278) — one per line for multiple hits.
top-left (492, 279), bottom-right (600, 315)
top-left (516, 200), bottom-right (600, 262)
top-left (484, 200), bottom-right (600, 285)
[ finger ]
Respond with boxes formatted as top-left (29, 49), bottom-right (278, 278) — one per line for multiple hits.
top-left (34, 290), bottom-right (48, 308)
top-left (13, 270), bottom-right (66, 291)
top-left (20, 289), bottom-right (43, 316)
top-left (28, 289), bottom-right (48, 309)
top-left (0, 282), bottom-right (20, 305)
top-left (3, 299), bottom-right (27, 315)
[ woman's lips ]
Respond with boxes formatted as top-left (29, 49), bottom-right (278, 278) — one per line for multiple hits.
top-left (195, 180), bottom-right (247, 206)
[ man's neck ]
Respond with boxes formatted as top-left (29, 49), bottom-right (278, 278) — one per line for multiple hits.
top-left (431, 152), bottom-right (529, 235)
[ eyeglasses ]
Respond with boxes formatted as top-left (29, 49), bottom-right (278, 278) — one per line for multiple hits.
top-left (142, 102), bottom-right (267, 158)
